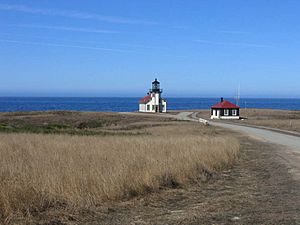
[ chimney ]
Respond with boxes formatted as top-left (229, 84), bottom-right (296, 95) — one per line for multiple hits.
top-left (221, 97), bottom-right (224, 102)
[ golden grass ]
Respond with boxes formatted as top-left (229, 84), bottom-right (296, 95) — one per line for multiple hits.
top-left (242, 119), bottom-right (300, 131)
top-left (0, 124), bottom-right (239, 222)
top-left (239, 109), bottom-right (300, 132)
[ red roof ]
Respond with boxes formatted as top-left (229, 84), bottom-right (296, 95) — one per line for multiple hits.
top-left (211, 100), bottom-right (240, 109)
top-left (139, 95), bottom-right (152, 104)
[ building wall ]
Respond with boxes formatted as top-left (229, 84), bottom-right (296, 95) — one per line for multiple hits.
top-left (139, 95), bottom-right (167, 113)
top-left (219, 116), bottom-right (240, 119)
top-left (139, 102), bottom-right (156, 113)
top-left (162, 100), bottom-right (167, 112)
top-left (139, 104), bottom-right (146, 112)
top-left (219, 108), bottom-right (239, 117)
top-left (139, 93), bottom-right (167, 113)
top-left (211, 108), bottom-right (240, 119)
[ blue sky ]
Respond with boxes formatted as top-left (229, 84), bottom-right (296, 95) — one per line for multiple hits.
top-left (0, 0), bottom-right (299, 97)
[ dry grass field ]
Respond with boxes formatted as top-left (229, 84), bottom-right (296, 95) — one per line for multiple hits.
top-left (0, 111), bottom-right (239, 224)
top-left (239, 108), bottom-right (300, 132)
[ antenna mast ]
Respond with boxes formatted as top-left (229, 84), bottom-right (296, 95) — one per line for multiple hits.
top-left (236, 82), bottom-right (240, 106)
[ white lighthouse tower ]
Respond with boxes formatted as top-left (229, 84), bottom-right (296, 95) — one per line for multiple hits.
top-left (139, 78), bottom-right (167, 113)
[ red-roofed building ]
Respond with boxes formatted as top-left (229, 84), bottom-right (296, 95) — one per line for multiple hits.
top-left (139, 78), bottom-right (167, 113)
top-left (139, 95), bottom-right (152, 104)
top-left (211, 98), bottom-right (240, 119)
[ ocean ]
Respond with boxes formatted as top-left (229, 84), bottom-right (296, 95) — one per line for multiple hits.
top-left (0, 97), bottom-right (299, 112)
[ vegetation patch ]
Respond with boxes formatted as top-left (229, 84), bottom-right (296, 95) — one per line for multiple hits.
top-left (76, 120), bottom-right (104, 129)
top-left (0, 111), bottom-right (175, 136)
top-left (0, 123), bottom-right (12, 130)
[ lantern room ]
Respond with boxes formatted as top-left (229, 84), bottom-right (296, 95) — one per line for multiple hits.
top-left (150, 78), bottom-right (162, 93)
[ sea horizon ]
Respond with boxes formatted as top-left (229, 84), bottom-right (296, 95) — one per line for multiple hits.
top-left (0, 97), bottom-right (299, 112)
top-left (1, 96), bottom-right (300, 99)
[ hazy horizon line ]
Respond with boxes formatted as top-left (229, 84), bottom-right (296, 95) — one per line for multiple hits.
top-left (0, 96), bottom-right (299, 99)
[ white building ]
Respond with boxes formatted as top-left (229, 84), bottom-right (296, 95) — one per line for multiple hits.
top-left (210, 98), bottom-right (240, 119)
top-left (139, 78), bottom-right (167, 113)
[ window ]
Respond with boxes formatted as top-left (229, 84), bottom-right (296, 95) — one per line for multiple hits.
top-left (147, 105), bottom-right (150, 111)
top-left (232, 109), bottom-right (237, 116)
top-left (152, 105), bottom-right (155, 111)
top-left (224, 109), bottom-right (229, 116)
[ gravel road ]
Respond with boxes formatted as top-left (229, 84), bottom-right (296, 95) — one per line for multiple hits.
top-left (211, 122), bottom-right (300, 151)
top-left (176, 112), bottom-right (300, 151)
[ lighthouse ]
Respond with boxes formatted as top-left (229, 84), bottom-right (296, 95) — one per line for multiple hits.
top-left (139, 78), bottom-right (167, 113)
